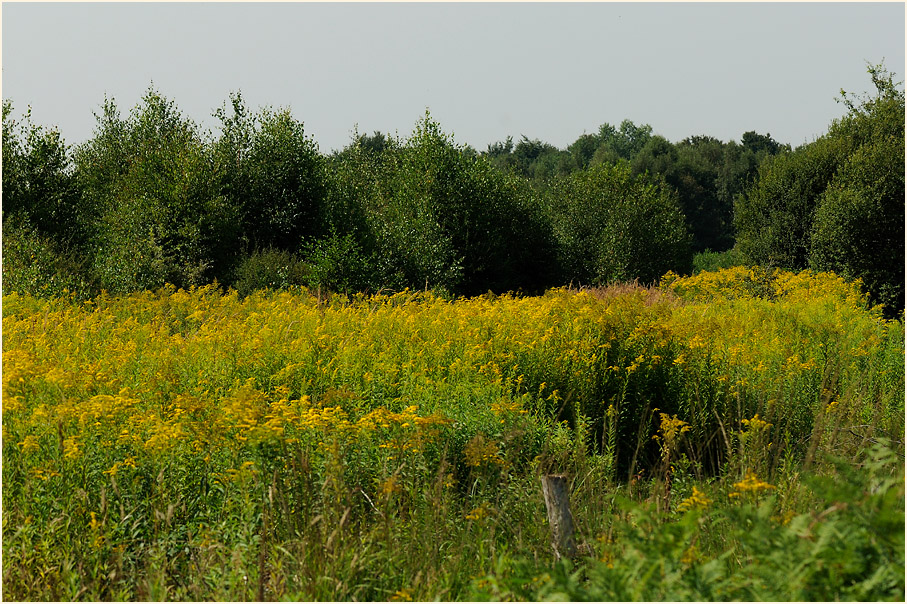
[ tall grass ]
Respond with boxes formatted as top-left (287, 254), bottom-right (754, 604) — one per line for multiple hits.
top-left (3, 268), bottom-right (903, 600)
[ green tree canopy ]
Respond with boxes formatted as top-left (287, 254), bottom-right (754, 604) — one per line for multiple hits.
top-left (213, 92), bottom-right (327, 253)
top-left (73, 88), bottom-right (237, 292)
top-left (810, 65), bottom-right (905, 314)
top-left (2, 100), bottom-right (80, 245)
top-left (332, 113), bottom-right (557, 294)
top-left (735, 63), bottom-right (904, 314)
top-left (547, 162), bottom-right (692, 285)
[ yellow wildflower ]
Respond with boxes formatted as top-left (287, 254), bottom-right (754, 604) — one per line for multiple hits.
top-left (17, 435), bottom-right (40, 454)
top-left (741, 414), bottom-right (772, 432)
top-left (390, 589), bottom-right (413, 602)
top-left (380, 476), bottom-right (399, 496)
top-left (464, 434), bottom-right (503, 467)
top-left (465, 503), bottom-right (493, 521)
top-left (62, 436), bottom-right (81, 460)
top-left (729, 471), bottom-right (776, 498)
top-left (677, 486), bottom-right (712, 512)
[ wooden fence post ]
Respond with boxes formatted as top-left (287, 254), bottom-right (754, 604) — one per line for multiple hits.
top-left (540, 474), bottom-right (577, 560)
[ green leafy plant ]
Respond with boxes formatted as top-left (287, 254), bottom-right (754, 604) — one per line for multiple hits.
top-left (231, 247), bottom-right (309, 296)
top-left (546, 162), bottom-right (693, 285)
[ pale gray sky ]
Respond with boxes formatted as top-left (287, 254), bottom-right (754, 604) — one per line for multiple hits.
top-left (2, 2), bottom-right (904, 153)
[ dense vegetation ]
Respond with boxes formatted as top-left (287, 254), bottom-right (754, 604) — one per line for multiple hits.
top-left (735, 65), bottom-right (905, 315)
top-left (4, 65), bottom-right (902, 315)
top-left (2, 63), bottom-right (904, 601)
top-left (2, 270), bottom-right (903, 600)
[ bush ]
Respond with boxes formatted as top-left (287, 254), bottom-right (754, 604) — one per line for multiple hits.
top-left (329, 113), bottom-right (558, 295)
top-left (213, 93), bottom-right (328, 253)
top-left (73, 88), bottom-right (238, 293)
top-left (300, 233), bottom-right (376, 295)
top-left (809, 66), bottom-right (905, 316)
top-left (735, 63), bottom-right (905, 315)
top-left (734, 135), bottom-right (848, 269)
top-left (2, 101), bottom-right (83, 247)
top-left (692, 247), bottom-right (745, 274)
top-left (231, 248), bottom-right (309, 297)
top-left (547, 162), bottom-right (692, 285)
top-left (1, 214), bottom-right (94, 298)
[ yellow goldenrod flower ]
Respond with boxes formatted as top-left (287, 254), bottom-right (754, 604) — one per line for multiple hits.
top-left (741, 414), bottom-right (772, 432)
top-left (390, 588), bottom-right (413, 602)
top-left (465, 503), bottom-right (492, 521)
top-left (17, 435), bottom-right (40, 454)
top-left (62, 437), bottom-right (81, 460)
top-left (677, 486), bottom-right (712, 512)
top-left (729, 471), bottom-right (776, 498)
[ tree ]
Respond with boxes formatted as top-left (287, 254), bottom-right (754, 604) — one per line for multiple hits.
top-left (630, 133), bottom-right (780, 254)
top-left (810, 64), bottom-right (905, 315)
top-left (486, 136), bottom-right (514, 159)
top-left (741, 130), bottom-right (784, 156)
top-left (735, 63), bottom-right (905, 315)
top-left (511, 135), bottom-right (564, 180)
top-left (631, 135), bottom-right (678, 177)
top-left (74, 88), bottom-right (237, 292)
top-left (598, 119), bottom-right (654, 161)
top-left (213, 92), bottom-right (328, 253)
top-left (672, 136), bottom-right (731, 253)
top-left (2, 101), bottom-right (81, 245)
top-left (734, 135), bottom-right (849, 268)
top-left (547, 163), bottom-right (692, 285)
top-left (331, 113), bottom-right (557, 294)
top-left (567, 133), bottom-right (600, 170)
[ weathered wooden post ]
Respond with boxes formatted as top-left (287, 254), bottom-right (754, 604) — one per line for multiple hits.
top-left (540, 474), bottom-right (577, 560)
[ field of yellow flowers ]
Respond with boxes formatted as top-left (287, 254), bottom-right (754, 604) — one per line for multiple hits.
top-left (3, 267), bottom-right (904, 600)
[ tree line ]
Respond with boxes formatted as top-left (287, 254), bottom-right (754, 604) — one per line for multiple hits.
top-left (2, 64), bottom-right (903, 314)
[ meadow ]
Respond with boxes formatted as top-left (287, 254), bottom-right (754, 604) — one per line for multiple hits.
top-left (2, 267), bottom-right (904, 601)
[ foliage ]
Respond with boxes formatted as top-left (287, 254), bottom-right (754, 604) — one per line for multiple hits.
top-left (3, 267), bottom-right (902, 600)
top-left (692, 247), bottom-right (745, 274)
top-left (735, 63), bottom-right (905, 315)
top-left (331, 113), bottom-right (557, 295)
top-left (212, 93), bottom-right (328, 253)
top-left (633, 132), bottom-right (786, 254)
top-left (300, 232), bottom-right (376, 295)
top-left (734, 135), bottom-right (848, 268)
top-left (485, 120), bottom-right (655, 181)
top-left (471, 441), bottom-right (904, 601)
top-left (2, 102), bottom-right (94, 298)
top-left (3, 101), bottom-right (83, 247)
top-left (231, 248), bottom-right (309, 297)
top-left (547, 162), bottom-right (692, 285)
top-left (484, 134), bottom-right (567, 181)
top-left (4, 65), bottom-right (897, 302)
top-left (73, 88), bottom-right (238, 293)
top-left (1, 213), bottom-right (95, 298)
top-left (809, 65), bottom-right (905, 316)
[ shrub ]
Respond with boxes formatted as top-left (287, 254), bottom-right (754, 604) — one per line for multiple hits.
top-left (213, 93), bottom-right (328, 253)
top-left (692, 247), bottom-right (745, 274)
top-left (2, 100), bottom-right (83, 247)
top-left (73, 88), bottom-right (238, 293)
top-left (329, 113), bottom-right (558, 295)
top-left (734, 135), bottom-right (848, 269)
top-left (1, 214), bottom-right (94, 298)
top-left (809, 67), bottom-right (905, 316)
top-left (547, 162), bottom-right (692, 285)
top-left (300, 233), bottom-right (376, 295)
top-left (231, 247), bottom-right (309, 297)
top-left (735, 63), bottom-right (905, 315)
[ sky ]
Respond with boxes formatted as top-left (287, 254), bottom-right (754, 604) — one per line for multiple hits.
top-left (2, 2), bottom-right (905, 154)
